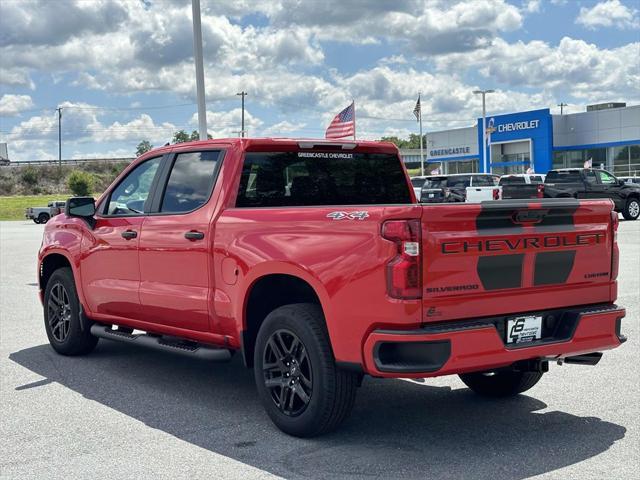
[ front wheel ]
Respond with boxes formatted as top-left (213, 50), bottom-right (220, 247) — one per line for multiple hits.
top-left (622, 198), bottom-right (639, 220)
top-left (44, 267), bottom-right (98, 355)
top-left (459, 369), bottom-right (543, 397)
top-left (254, 303), bottom-right (359, 437)
top-left (38, 213), bottom-right (50, 224)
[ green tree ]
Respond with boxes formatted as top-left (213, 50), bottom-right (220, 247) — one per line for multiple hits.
top-left (67, 170), bottom-right (95, 196)
top-left (172, 130), bottom-right (191, 144)
top-left (21, 165), bottom-right (39, 186)
top-left (380, 134), bottom-right (425, 149)
top-left (136, 140), bottom-right (153, 156)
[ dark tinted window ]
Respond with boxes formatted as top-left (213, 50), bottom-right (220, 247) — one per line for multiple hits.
top-left (473, 175), bottom-right (495, 186)
top-left (411, 177), bottom-right (426, 187)
top-left (585, 170), bottom-right (598, 184)
top-left (447, 176), bottom-right (471, 188)
top-left (530, 176), bottom-right (543, 183)
top-left (236, 151), bottom-right (411, 207)
top-left (499, 176), bottom-right (526, 185)
top-left (423, 177), bottom-right (447, 189)
top-left (546, 171), bottom-right (581, 183)
top-left (161, 151), bottom-right (220, 213)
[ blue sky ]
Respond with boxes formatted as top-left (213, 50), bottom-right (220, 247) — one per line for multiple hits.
top-left (1, 0), bottom-right (638, 161)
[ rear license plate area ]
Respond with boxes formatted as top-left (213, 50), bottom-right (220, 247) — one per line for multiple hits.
top-left (506, 315), bottom-right (543, 344)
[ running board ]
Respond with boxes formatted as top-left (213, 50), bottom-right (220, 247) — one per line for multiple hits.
top-left (90, 324), bottom-right (232, 362)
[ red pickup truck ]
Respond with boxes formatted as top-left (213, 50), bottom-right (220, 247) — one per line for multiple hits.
top-left (38, 138), bottom-right (626, 437)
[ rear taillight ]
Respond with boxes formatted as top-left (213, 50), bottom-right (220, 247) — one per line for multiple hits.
top-left (381, 219), bottom-right (421, 299)
top-left (611, 210), bottom-right (619, 280)
top-left (492, 188), bottom-right (500, 200)
top-left (536, 183), bottom-right (544, 199)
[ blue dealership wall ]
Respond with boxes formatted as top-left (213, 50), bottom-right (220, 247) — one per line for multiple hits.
top-left (477, 108), bottom-right (553, 173)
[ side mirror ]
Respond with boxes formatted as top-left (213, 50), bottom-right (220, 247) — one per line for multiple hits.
top-left (66, 197), bottom-right (96, 228)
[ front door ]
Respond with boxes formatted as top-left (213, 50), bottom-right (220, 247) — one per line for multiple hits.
top-left (138, 150), bottom-right (223, 332)
top-left (82, 156), bottom-right (163, 320)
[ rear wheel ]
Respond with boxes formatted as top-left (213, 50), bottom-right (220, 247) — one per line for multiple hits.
top-left (38, 213), bottom-right (50, 224)
top-left (459, 369), bottom-right (543, 397)
top-left (622, 198), bottom-right (639, 220)
top-left (32, 218), bottom-right (40, 224)
top-left (254, 303), bottom-right (359, 437)
top-left (44, 267), bottom-right (98, 355)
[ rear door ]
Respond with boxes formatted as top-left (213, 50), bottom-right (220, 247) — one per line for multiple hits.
top-left (138, 149), bottom-right (224, 332)
top-left (420, 199), bottom-right (614, 322)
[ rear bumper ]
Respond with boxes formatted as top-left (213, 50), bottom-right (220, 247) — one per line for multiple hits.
top-left (362, 304), bottom-right (626, 378)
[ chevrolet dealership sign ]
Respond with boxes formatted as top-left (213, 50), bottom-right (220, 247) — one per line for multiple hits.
top-left (494, 119), bottom-right (541, 133)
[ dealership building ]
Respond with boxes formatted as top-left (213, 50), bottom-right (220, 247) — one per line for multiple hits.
top-left (400, 103), bottom-right (640, 177)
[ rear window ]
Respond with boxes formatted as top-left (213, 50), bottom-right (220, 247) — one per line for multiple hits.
top-left (423, 177), bottom-right (447, 189)
top-left (473, 175), bottom-right (495, 186)
top-left (499, 176), bottom-right (526, 185)
top-left (235, 151), bottom-right (411, 207)
top-left (546, 171), bottom-right (581, 183)
top-left (447, 176), bottom-right (471, 188)
top-left (411, 178), bottom-right (426, 187)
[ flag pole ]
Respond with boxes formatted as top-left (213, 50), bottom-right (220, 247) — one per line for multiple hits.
top-left (352, 100), bottom-right (356, 140)
top-left (418, 94), bottom-right (424, 176)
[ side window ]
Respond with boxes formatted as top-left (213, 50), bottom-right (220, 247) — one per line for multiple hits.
top-left (160, 151), bottom-right (220, 213)
top-left (531, 176), bottom-right (543, 183)
top-left (584, 171), bottom-right (598, 184)
top-left (106, 157), bottom-right (162, 216)
top-left (598, 170), bottom-right (616, 185)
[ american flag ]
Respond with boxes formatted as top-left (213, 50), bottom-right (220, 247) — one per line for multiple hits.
top-left (325, 102), bottom-right (355, 139)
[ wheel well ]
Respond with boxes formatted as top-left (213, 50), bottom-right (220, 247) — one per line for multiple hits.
top-left (40, 254), bottom-right (71, 290)
top-left (242, 274), bottom-right (322, 368)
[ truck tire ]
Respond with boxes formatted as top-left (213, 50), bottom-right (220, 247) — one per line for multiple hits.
top-left (254, 303), bottom-right (359, 437)
top-left (38, 213), bottom-right (50, 224)
top-left (459, 369), bottom-right (543, 397)
top-left (33, 218), bottom-right (40, 224)
top-left (44, 267), bottom-right (98, 356)
top-left (622, 197), bottom-right (639, 220)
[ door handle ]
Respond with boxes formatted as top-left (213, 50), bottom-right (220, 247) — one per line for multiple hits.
top-left (184, 231), bottom-right (205, 240)
top-left (121, 230), bottom-right (137, 240)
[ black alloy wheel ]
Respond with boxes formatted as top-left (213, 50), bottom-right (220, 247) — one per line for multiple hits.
top-left (263, 329), bottom-right (313, 417)
top-left (47, 282), bottom-right (72, 342)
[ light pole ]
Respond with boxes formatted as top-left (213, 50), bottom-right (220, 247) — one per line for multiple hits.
top-left (473, 89), bottom-right (494, 173)
top-left (56, 107), bottom-right (62, 167)
top-left (236, 91), bottom-right (247, 137)
top-left (191, 0), bottom-right (207, 141)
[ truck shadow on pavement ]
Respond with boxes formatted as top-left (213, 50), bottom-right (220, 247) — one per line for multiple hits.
top-left (10, 341), bottom-right (626, 480)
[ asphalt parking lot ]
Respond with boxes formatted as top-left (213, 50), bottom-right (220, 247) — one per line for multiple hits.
top-left (1, 219), bottom-right (638, 480)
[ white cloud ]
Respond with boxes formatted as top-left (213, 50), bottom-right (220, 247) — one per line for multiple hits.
top-left (192, 108), bottom-right (264, 137)
top-left (525, 0), bottom-right (541, 13)
top-left (0, 94), bottom-right (34, 115)
top-left (434, 37), bottom-right (640, 102)
top-left (261, 121), bottom-right (307, 136)
top-left (576, 0), bottom-right (639, 29)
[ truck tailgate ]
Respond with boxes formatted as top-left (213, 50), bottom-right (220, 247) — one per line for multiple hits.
top-left (421, 199), bottom-right (615, 322)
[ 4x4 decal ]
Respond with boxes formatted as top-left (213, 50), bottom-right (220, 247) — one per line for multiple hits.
top-left (327, 211), bottom-right (370, 221)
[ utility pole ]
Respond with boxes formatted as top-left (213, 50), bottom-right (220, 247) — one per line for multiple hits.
top-left (191, 0), bottom-right (208, 140)
top-left (56, 107), bottom-right (62, 167)
top-left (557, 102), bottom-right (568, 115)
top-left (236, 91), bottom-right (247, 137)
top-left (473, 89), bottom-right (494, 173)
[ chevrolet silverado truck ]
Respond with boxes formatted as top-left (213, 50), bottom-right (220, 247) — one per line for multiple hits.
top-left (544, 168), bottom-right (640, 220)
top-left (38, 138), bottom-right (626, 437)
